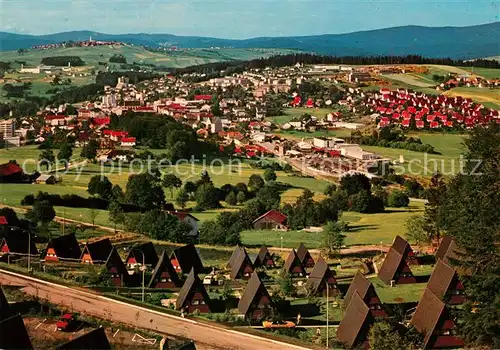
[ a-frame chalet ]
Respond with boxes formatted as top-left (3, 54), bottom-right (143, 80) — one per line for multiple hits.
top-left (230, 247), bottom-right (254, 280)
top-left (253, 246), bottom-right (276, 268)
top-left (148, 250), bottom-right (180, 289)
top-left (306, 256), bottom-right (340, 296)
top-left (344, 271), bottom-right (386, 317)
top-left (336, 292), bottom-right (373, 349)
top-left (378, 236), bottom-right (417, 285)
top-left (296, 243), bottom-right (315, 268)
top-left (176, 269), bottom-right (211, 313)
top-left (238, 272), bottom-right (273, 320)
top-left (427, 260), bottom-right (465, 305)
top-left (283, 249), bottom-right (306, 277)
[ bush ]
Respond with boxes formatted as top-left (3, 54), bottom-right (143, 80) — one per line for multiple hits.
top-left (41, 56), bottom-right (84, 66)
top-left (388, 190), bottom-right (410, 207)
top-left (225, 191), bottom-right (237, 206)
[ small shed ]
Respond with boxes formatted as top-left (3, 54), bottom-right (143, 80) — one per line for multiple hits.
top-left (35, 174), bottom-right (57, 184)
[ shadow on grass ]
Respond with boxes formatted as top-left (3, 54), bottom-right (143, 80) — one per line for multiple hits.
top-left (348, 224), bottom-right (379, 232)
top-left (415, 275), bottom-right (430, 283)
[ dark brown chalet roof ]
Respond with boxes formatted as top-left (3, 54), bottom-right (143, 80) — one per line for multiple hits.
top-left (105, 248), bottom-right (128, 278)
top-left (47, 233), bottom-right (81, 260)
top-left (176, 269), bottom-right (210, 310)
top-left (296, 243), bottom-right (314, 265)
top-left (392, 235), bottom-right (412, 256)
top-left (411, 288), bottom-right (447, 348)
top-left (172, 244), bottom-right (204, 274)
top-left (378, 244), bottom-right (411, 284)
top-left (254, 245), bottom-right (275, 267)
top-left (238, 272), bottom-right (272, 316)
top-left (344, 271), bottom-right (374, 307)
top-left (230, 247), bottom-right (254, 280)
top-left (82, 238), bottom-right (113, 263)
top-left (435, 236), bottom-right (460, 263)
top-left (148, 250), bottom-right (180, 288)
top-left (306, 256), bottom-right (337, 292)
top-left (126, 242), bottom-right (159, 266)
top-left (0, 287), bottom-right (11, 320)
top-left (57, 327), bottom-right (111, 349)
top-left (283, 249), bottom-right (306, 274)
top-left (427, 260), bottom-right (460, 300)
top-left (226, 245), bottom-right (242, 269)
top-left (1, 230), bottom-right (38, 255)
top-left (0, 314), bottom-right (33, 349)
top-left (336, 292), bottom-right (373, 348)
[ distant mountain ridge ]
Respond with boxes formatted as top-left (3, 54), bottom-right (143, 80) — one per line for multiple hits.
top-left (1, 22), bottom-right (499, 59)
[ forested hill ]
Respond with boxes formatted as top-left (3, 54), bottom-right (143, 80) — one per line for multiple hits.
top-left (1, 22), bottom-right (499, 59)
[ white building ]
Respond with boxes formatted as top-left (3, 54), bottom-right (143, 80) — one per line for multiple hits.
top-left (313, 137), bottom-right (345, 149)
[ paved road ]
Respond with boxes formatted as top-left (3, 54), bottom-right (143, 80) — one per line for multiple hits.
top-left (0, 269), bottom-right (310, 350)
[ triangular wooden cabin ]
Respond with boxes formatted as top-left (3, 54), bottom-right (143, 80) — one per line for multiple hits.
top-left (80, 238), bottom-right (113, 264)
top-left (344, 271), bottom-right (386, 317)
top-left (411, 288), bottom-right (464, 349)
top-left (230, 247), bottom-right (254, 280)
top-left (0, 314), bottom-right (33, 349)
top-left (378, 236), bottom-right (417, 285)
top-left (105, 247), bottom-right (130, 287)
top-left (125, 242), bottom-right (159, 269)
top-left (336, 292), bottom-right (374, 349)
top-left (238, 272), bottom-right (273, 320)
top-left (392, 235), bottom-right (419, 265)
top-left (253, 246), bottom-right (276, 268)
top-left (45, 233), bottom-right (81, 262)
top-left (170, 244), bottom-right (204, 274)
top-left (148, 250), bottom-right (180, 289)
top-left (176, 269), bottom-right (211, 313)
top-left (0, 230), bottom-right (38, 261)
top-left (427, 260), bottom-right (465, 305)
top-left (226, 245), bottom-right (242, 269)
top-left (306, 256), bottom-right (340, 296)
top-left (435, 236), bottom-right (460, 264)
top-left (283, 249), bottom-right (306, 277)
top-left (296, 243), bottom-right (315, 268)
top-left (57, 327), bottom-right (111, 350)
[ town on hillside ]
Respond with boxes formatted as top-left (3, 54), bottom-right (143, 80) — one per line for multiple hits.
top-left (0, 17), bottom-right (499, 350)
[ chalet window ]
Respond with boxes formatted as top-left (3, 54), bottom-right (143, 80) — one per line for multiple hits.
top-left (192, 300), bottom-right (200, 305)
top-left (200, 300), bottom-right (206, 305)
top-left (160, 278), bottom-right (172, 283)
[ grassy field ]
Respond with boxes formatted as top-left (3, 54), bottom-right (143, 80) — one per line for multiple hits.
top-left (266, 107), bottom-right (337, 125)
top-left (444, 87), bottom-right (500, 109)
top-left (0, 45), bottom-right (297, 70)
top-left (381, 73), bottom-right (435, 88)
top-left (362, 133), bottom-right (466, 177)
top-left (460, 67), bottom-right (500, 79)
top-left (242, 201), bottom-right (425, 248)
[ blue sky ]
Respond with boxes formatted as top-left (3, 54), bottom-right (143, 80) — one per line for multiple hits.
top-left (1, 0), bottom-right (498, 38)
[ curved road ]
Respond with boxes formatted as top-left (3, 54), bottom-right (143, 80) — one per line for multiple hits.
top-left (0, 269), bottom-right (310, 350)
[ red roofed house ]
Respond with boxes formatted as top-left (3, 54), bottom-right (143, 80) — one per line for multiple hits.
top-left (194, 95), bottom-right (213, 101)
top-left (253, 210), bottom-right (288, 230)
top-left (168, 212), bottom-right (199, 237)
top-left (120, 137), bottom-right (136, 147)
top-left (0, 162), bottom-right (24, 183)
top-left (0, 216), bottom-right (8, 225)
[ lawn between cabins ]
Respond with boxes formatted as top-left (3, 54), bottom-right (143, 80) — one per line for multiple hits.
top-left (242, 201), bottom-right (425, 247)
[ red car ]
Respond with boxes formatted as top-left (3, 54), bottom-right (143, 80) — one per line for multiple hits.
top-left (56, 313), bottom-right (77, 331)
